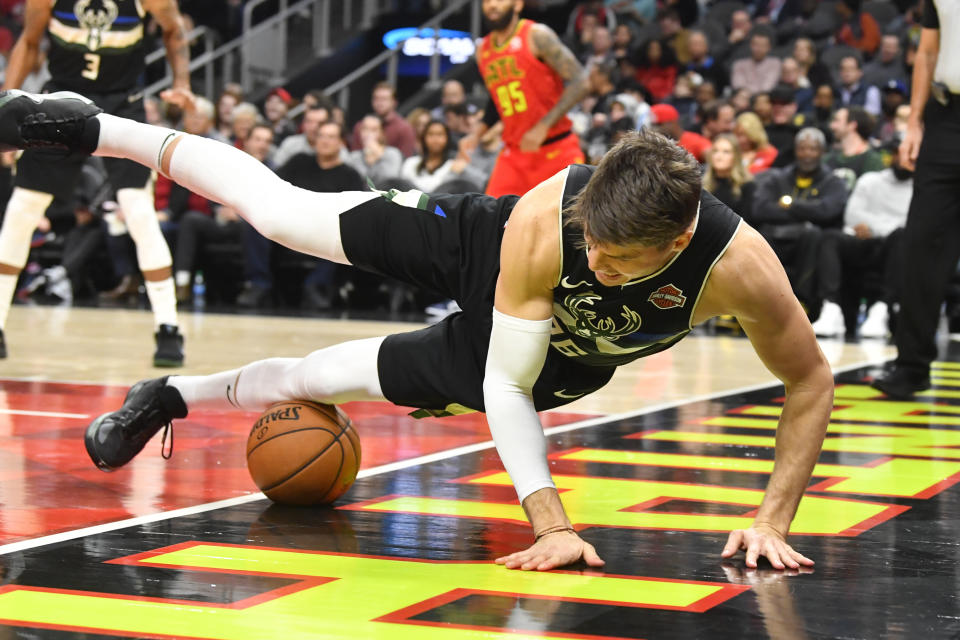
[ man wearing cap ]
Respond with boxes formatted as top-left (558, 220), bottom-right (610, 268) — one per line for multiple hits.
top-left (873, 0), bottom-right (960, 398)
top-left (649, 103), bottom-right (711, 162)
top-left (264, 87), bottom-right (296, 145)
top-left (766, 84), bottom-right (809, 168)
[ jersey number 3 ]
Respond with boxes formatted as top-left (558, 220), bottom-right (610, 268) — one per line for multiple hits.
top-left (496, 81), bottom-right (527, 117)
top-left (82, 53), bottom-right (101, 80)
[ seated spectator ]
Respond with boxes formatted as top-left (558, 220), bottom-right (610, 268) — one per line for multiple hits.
top-left (406, 106), bottom-right (432, 155)
top-left (633, 38), bottom-right (677, 101)
top-left (649, 103), bottom-right (711, 162)
top-left (837, 55), bottom-right (882, 116)
top-left (834, 0), bottom-right (881, 58)
top-left (700, 100), bottom-right (735, 140)
top-left (568, 1), bottom-right (617, 45)
top-left (863, 34), bottom-right (908, 89)
top-left (347, 114), bottom-right (403, 188)
top-left (811, 140), bottom-right (912, 339)
top-left (214, 85), bottom-right (243, 141)
top-left (590, 58), bottom-right (620, 115)
top-left (703, 133), bottom-right (755, 218)
top-left (727, 10), bottom-right (753, 49)
top-left (792, 38), bottom-right (832, 91)
top-left (735, 111), bottom-right (778, 174)
top-left (778, 57), bottom-right (814, 114)
top-left (273, 105), bottom-right (329, 168)
top-left (263, 87), bottom-right (297, 145)
top-left (658, 8), bottom-right (690, 65)
top-left (429, 80), bottom-right (470, 121)
top-left (876, 80), bottom-right (909, 144)
top-left (683, 29), bottom-right (727, 90)
top-left (400, 120), bottom-right (487, 193)
top-left (611, 22), bottom-right (636, 59)
top-left (607, 0), bottom-right (656, 28)
top-left (751, 92), bottom-right (773, 125)
top-left (730, 32), bottom-right (781, 95)
top-left (825, 106), bottom-right (885, 188)
top-left (751, 127), bottom-right (849, 308)
top-left (230, 102), bottom-right (261, 150)
top-left (583, 25), bottom-right (615, 67)
top-left (443, 102), bottom-right (473, 144)
top-left (181, 96), bottom-right (225, 143)
top-left (351, 82), bottom-right (418, 157)
top-left (729, 87), bottom-right (752, 114)
top-left (766, 84), bottom-right (809, 168)
top-left (809, 84), bottom-right (837, 144)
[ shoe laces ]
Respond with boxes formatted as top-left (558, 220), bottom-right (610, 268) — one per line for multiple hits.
top-left (160, 422), bottom-right (174, 460)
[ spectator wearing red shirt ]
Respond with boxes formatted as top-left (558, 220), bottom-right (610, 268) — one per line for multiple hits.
top-left (634, 39), bottom-right (677, 102)
top-left (650, 103), bottom-right (711, 162)
top-left (834, 0), bottom-right (881, 58)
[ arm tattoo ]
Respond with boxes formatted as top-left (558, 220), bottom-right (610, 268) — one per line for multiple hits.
top-left (530, 24), bottom-right (589, 129)
top-left (153, 1), bottom-right (191, 88)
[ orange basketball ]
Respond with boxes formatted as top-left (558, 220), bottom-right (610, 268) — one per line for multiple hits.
top-left (246, 400), bottom-right (361, 505)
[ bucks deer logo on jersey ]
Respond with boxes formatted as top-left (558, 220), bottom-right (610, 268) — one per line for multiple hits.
top-left (74, 0), bottom-right (119, 51)
top-left (561, 292), bottom-right (642, 340)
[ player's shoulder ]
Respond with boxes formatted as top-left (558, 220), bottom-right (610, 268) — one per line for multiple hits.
top-left (501, 169), bottom-right (568, 278)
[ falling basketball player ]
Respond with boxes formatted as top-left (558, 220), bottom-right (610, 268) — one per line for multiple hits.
top-left (0, 91), bottom-right (834, 572)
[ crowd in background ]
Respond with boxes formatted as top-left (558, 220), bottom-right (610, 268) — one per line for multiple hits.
top-left (0, 0), bottom-right (938, 337)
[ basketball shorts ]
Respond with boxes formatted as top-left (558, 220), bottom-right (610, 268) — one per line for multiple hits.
top-left (339, 189), bottom-right (616, 415)
top-left (485, 132), bottom-right (584, 198)
top-left (15, 83), bottom-right (152, 201)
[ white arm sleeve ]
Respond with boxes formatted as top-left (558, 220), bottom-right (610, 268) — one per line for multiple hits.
top-left (483, 308), bottom-right (556, 502)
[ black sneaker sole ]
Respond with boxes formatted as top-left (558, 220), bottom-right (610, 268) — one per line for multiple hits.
top-left (84, 413), bottom-right (117, 472)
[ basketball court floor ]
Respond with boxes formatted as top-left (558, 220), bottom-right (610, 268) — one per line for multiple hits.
top-left (1, 304), bottom-right (959, 638)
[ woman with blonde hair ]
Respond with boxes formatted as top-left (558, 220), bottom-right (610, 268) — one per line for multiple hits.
top-left (735, 111), bottom-right (778, 174)
top-left (703, 133), bottom-right (755, 219)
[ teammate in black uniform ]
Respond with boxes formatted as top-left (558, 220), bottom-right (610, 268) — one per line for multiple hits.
top-left (0, 0), bottom-right (194, 366)
top-left (0, 91), bottom-right (835, 572)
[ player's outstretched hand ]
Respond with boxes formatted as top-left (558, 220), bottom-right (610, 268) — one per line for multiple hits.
top-left (496, 530), bottom-right (605, 571)
top-left (160, 87), bottom-right (197, 112)
top-left (721, 524), bottom-right (814, 570)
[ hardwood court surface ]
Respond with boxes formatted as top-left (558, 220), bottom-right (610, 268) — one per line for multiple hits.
top-left (3, 305), bottom-right (959, 638)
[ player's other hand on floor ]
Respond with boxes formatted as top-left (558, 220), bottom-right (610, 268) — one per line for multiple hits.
top-left (721, 524), bottom-right (814, 570)
top-left (495, 530), bottom-right (605, 571)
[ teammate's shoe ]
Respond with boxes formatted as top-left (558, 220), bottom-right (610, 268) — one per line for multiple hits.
top-left (153, 324), bottom-right (184, 368)
top-left (84, 376), bottom-right (188, 471)
top-left (0, 90), bottom-right (101, 152)
top-left (811, 301), bottom-right (845, 338)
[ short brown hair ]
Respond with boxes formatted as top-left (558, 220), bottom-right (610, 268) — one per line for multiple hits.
top-left (566, 128), bottom-right (702, 249)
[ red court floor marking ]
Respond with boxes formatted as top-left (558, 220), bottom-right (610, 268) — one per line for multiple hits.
top-left (0, 379), bottom-right (591, 544)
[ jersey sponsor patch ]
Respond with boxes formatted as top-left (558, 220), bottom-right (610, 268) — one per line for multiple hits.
top-left (648, 284), bottom-right (687, 309)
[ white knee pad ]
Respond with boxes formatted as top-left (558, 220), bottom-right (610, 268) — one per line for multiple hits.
top-left (0, 188), bottom-right (54, 268)
top-left (117, 187), bottom-right (172, 271)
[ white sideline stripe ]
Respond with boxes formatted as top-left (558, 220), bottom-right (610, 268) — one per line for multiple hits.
top-left (0, 357), bottom-right (888, 556)
top-left (0, 409), bottom-right (89, 419)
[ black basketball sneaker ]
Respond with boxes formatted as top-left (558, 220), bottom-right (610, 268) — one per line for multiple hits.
top-left (84, 376), bottom-right (188, 471)
top-left (153, 324), bottom-right (185, 368)
top-left (0, 89), bottom-right (102, 153)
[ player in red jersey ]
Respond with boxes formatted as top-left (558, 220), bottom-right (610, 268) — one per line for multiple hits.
top-left (475, 0), bottom-right (590, 198)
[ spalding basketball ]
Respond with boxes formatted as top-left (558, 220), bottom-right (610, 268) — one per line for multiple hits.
top-left (246, 400), bottom-right (361, 505)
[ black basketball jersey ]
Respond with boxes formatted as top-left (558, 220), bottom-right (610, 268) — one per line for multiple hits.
top-left (550, 164), bottom-right (742, 367)
top-left (46, 0), bottom-right (147, 94)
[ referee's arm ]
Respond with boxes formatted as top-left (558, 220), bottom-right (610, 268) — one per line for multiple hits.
top-left (902, 16), bottom-right (940, 168)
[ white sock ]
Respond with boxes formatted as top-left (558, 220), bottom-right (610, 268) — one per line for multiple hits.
top-left (167, 337), bottom-right (386, 413)
top-left (0, 273), bottom-right (16, 328)
top-left (145, 278), bottom-right (178, 328)
top-left (95, 113), bottom-right (177, 172)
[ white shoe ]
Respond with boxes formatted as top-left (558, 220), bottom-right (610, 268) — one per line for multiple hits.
top-left (859, 301), bottom-right (889, 339)
top-left (812, 301), bottom-right (845, 337)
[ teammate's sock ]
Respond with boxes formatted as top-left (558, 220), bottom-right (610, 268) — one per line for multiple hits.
top-left (145, 278), bottom-right (178, 328)
top-left (0, 273), bottom-right (17, 328)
